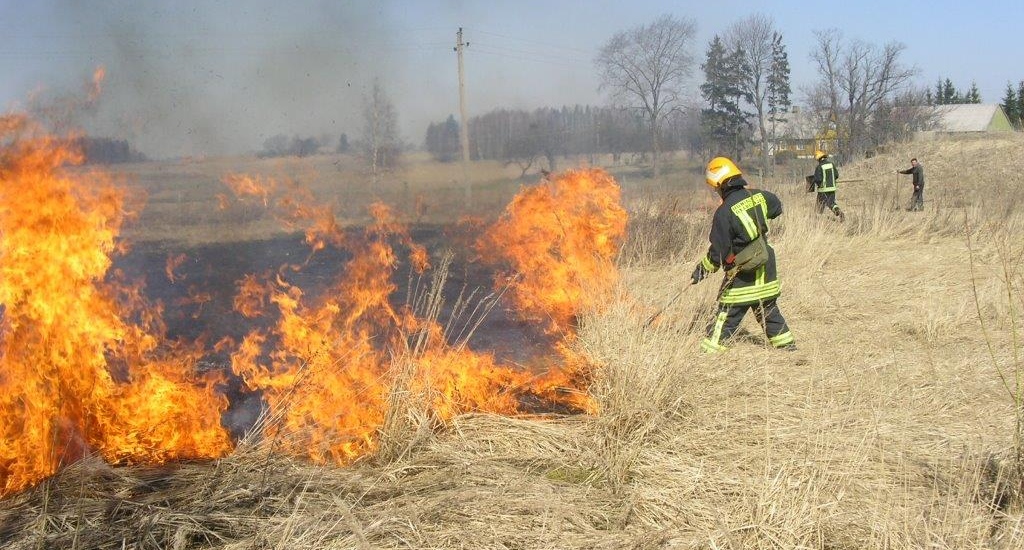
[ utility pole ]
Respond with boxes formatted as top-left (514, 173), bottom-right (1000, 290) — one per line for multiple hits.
top-left (455, 27), bottom-right (471, 205)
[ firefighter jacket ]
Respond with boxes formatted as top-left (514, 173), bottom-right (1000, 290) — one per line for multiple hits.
top-left (812, 159), bottom-right (838, 192)
top-left (699, 180), bottom-right (784, 306)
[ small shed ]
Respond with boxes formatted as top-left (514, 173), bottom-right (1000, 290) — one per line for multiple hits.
top-left (933, 104), bottom-right (1014, 132)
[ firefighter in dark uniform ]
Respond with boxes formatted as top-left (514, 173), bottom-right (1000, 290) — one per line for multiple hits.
top-left (810, 150), bottom-right (844, 221)
top-left (898, 157), bottom-right (925, 211)
top-left (691, 157), bottom-right (795, 352)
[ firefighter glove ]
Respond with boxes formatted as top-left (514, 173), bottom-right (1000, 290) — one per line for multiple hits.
top-left (691, 263), bottom-right (708, 285)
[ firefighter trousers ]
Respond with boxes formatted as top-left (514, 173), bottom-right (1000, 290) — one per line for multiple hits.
top-left (701, 297), bottom-right (794, 352)
top-left (816, 191), bottom-right (842, 218)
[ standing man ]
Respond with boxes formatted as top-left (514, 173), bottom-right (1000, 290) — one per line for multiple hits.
top-left (691, 157), bottom-right (795, 353)
top-left (898, 158), bottom-right (925, 211)
top-left (810, 150), bottom-right (844, 221)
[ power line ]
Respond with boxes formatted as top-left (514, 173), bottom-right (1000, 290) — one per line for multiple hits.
top-left (464, 28), bottom-right (594, 55)
top-left (0, 43), bottom-right (453, 58)
top-left (469, 47), bottom-right (587, 70)
top-left (1, 27), bottom-right (453, 41)
top-left (470, 43), bottom-right (587, 65)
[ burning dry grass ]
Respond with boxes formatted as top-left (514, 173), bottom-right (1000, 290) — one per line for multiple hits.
top-left (115, 152), bottom-right (570, 247)
top-left (5, 133), bottom-right (1024, 548)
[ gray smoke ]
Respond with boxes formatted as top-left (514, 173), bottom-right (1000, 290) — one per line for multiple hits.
top-left (57, 3), bottom-right (410, 158)
top-left (15, 1), bottom-right (602, 160)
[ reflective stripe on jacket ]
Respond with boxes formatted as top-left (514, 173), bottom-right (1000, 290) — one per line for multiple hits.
top-left (700, 180), bottom-right (785, 306)
top-left (813, 161), bottom-right (838, 192)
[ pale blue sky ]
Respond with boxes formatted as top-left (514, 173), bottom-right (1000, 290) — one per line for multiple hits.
top-left (1, 1), bottom-right (1019, 157)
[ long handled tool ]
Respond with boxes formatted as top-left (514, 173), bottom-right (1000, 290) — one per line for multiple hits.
top-left (644, 268), bottom-right (741, 328)
top-left (644, 286), bottom-right (687, 327)
top-left (894, 171), bottom-right (901, 211)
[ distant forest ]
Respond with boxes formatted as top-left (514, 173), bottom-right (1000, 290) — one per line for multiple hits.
top-left (425, 105), bottom-right (697, 171)
top-left (74, 136), bottom-right (148, 164)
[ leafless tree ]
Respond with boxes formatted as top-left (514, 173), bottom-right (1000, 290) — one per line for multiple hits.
top-left (870, 88), bottom-right (941, 145)
top-left (810, 30), bottom-right (916, 160)
top-left (810, 31), bottom-right (842, 130)
top-left (724, 13), bottom-right (776, 176)
top-left (359, 78), bottom-right (400, 180)
top-left (503, 134), bottom-right (539, 179)
top-left (595, 14), bottom-right (697, 179)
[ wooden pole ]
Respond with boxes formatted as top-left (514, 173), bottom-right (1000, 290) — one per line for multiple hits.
top-left (455, 28), bottom-right (471, 205)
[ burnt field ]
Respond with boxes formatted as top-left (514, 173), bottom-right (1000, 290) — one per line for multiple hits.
top-left (105, 152), bottom-right (642, 373)
top-left (113, 223), bottom-right (567, 435)
top-left (115, 225), bottom-right (559, 365)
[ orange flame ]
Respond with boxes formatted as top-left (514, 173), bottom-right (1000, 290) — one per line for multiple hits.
top-left (88, 66), bottom-right (106, 104)
top-left (1, 117), bottom-right (626, 496)
top-left (165, 252), bottom-right (187, 283)
top-left (477, 168), bottom-right (628, 334)
top-left (473, 169), bottom-right (629, 414)
top-left (0, 113), bottom-right (230, 497)
top-left (220, 174), bottom-right (588, 463)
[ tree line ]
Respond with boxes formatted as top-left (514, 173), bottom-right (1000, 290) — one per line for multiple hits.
top-left (255, 78), bottom-right (401, 181)
top-left (74, 136), bottom-right (148, 164)
top-left (425, 105), bottom-right (697, 175)
top-left (420, 14), bottom-right (955, 172)
top-left (928, 78), bottom-right (982, 105)
top-left (353, 18), bottom-right (1008, 176)
top-left (88, 15), bottom-right (1007, 176)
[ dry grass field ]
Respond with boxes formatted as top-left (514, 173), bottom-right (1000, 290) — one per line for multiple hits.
top-left (113, 151), bottom-right (655, 247)
top-left (3, 132), bottom-right (1024, 548)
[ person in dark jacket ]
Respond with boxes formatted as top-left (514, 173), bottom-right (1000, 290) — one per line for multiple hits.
top-left (898, 158), bottom-right (925, 211)
top-left (810, 150), bottom-right (844, 221)
top-left (691, 156), bottom-right (795, 353)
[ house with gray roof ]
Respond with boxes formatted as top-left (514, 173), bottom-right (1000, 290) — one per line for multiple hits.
top-left (933, 104), bottom-right (1014, 132)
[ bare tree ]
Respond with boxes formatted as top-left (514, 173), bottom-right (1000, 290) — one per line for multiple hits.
top-left (595, 14), bottom-right (697, 179)
top-left (810, 30), bottom-right (916, 160)
top-left (870, 88), bottom-right (941, 144)
top-left (724, 14), bottom-right (776, 176)
top-left (503, 134), bottom-right (539, 179)
top-left (359, 78), bottom-right (400, 180)
top-left (810, 31), bottom-right (841, 130)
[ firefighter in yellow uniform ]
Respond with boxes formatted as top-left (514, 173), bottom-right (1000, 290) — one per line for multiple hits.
top-left (810, 150), bottom-right (844, 221)
top-left (691, 157), bottom-right (795, 352)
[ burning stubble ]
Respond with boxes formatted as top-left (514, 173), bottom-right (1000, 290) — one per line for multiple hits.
top-left (0, 107), bottom-right (627, 494)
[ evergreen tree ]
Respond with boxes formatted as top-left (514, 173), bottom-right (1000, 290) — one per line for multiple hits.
top-left (1002, 83), bottom-right (1020, 128)
top-left (967, 81), bottom-right (981, 104)
top-left (925, 88), bottom-right (934, 106)
top-left (700, 36), bottom-right (751, 159)
top-left (766, 32), bottom-right (791, 159)
top-left (726, 45), bottom-right (753, 156)
top-left (934, 78), bottom-right (944, 105)
top-left (700, 36), bottom-right (730, 153)
top-left (1017, 81), bottom-right (1024, 128)
top-left (942, 78), bottom-right (958, 104)
top-left (336, 133), bottom-right (350, 154)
